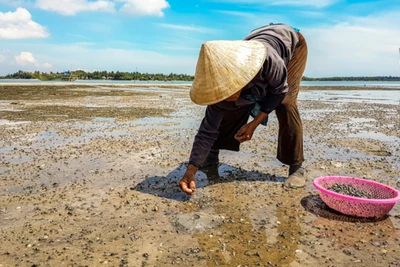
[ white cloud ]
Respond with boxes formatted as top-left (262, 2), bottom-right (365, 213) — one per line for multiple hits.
top-left (13, 52), bottom-right (53, 70)
top-left (15, 51), bottom-right (36, 66)
top-left (215, 10), bottom-right (256, 18)
top-left (304, 12), bottom-right (400, 77)
top-left (207, 0), bottom-right (338, 8)
top-left (157, 23), bottom-right (218, 34)
top-left (36, 0), bottom-right (115, 16)
top-left (0, 8), bottom-right (49, 39)
top-left (269, 0), bottom-right (338, 8)
top-left (41, 62), bottom-right (53, 69)
top-left (298, 11), bottom-right (325, 18)
top-left (118, 0), bottom-right (170, 17)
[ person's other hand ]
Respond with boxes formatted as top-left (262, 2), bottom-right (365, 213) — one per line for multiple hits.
top-left (235, 123), bottom-right (256, 143)
top-left (179, 165), bottom-right (198, 195)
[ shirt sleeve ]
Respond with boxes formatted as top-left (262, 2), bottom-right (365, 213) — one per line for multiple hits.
top-left (259, 51), bottom-right (288, 114)
top-left (189, 104), bottom-right (224, 168)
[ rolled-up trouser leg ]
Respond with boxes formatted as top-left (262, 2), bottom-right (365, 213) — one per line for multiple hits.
top-left (275, 32), bottom-right (308, 166)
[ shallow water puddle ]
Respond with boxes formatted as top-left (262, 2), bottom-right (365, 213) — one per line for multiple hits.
top-left (92, 117), bottom-right (117, 122)
top-left (175, 183), bottom-right (305, 266)
top-left (300, 108), bottom-right (341, 120)
top-left (298, 90), bottom-right (400, 105)
top-left (130, 109), bottom-right (201, 130)
top-left (130, 162), bottom-right (304, 266)
top-left (348, 131), bottom-right (400, 143)
top-left (0, 128), bottom-right (135, 165)
top-left (31, 130), bottom-right (132, 149)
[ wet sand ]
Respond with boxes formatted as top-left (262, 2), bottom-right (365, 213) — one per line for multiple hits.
top-left (0, 84), bottom-right (399, 267)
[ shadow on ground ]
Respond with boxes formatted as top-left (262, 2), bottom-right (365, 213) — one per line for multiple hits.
top-left (131, 162), bottom-right (285, 201)
top-left (301, 194), bottom-right (389, 223)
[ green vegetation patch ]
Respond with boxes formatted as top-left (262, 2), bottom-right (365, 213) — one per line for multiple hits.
top-left (0, 105), bottom-right (172, 122)
top-left (0, 85), bottom-right (154, 101)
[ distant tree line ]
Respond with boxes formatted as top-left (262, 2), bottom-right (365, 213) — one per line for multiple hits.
top-left (1, 70), bottom-right (400, 82)
top-left (302, 76), bottom-right (400, 81)
top-left (0, 70), bottom-right (195, 81)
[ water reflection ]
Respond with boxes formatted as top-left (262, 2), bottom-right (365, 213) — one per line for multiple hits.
top-left (133, 163), bottom-right (304, 266)
top-left (298, 90), bottom-right (400, 105)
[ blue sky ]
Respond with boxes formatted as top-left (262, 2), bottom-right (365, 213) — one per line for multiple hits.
top-left (1, 0), bottom-right (400, 77)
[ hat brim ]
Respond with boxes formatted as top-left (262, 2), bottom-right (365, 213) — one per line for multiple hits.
top-left (190, 40), bottom-right (266, 105)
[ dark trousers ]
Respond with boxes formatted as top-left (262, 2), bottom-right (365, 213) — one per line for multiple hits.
top-left (276, 32), bottom-right (308, 165)
top-left (212, 33), bottom-right (308, 166)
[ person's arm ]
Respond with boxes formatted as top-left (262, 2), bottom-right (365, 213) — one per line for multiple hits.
top-left (180, 104), bottom-right (224, 195)
top-left (188, 104), bottom-right (224, 168)
top-left (234, 111), bottom-right (268, 142)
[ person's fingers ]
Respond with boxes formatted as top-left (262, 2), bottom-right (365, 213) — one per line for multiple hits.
top-left (179, 180), bottom-right (194, 194)
top-left (235, 133), bottom-right (252, 143)
top-left (189, 180), bottom-right (196, 192)
top-left (236, 136), bottom-right (247, 143)
top-left (180, 179), bottom-right (196, 195)
top-left (236, 127), bottom-right (246, 137)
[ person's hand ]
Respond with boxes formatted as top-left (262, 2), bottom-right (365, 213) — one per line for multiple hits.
top-left (179, 164), bottom-right (198, 195)
top-left (235, 122), bottom-right (256, 143)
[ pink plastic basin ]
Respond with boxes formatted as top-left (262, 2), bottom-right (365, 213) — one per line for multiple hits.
top-left (313, 176), bottom-right (400, 218)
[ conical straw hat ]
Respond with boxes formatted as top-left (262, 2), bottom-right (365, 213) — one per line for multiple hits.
top-left (190, 40), bottom-right (266, 105)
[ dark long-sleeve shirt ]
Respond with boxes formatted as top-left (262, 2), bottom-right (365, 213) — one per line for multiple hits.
top-left (189, 24), bottom-right (299, 167)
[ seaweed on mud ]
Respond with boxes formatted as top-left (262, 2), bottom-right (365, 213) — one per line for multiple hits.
top-left (0, 85), bottom-right (155, 101)
top-left (0, 105), bottom-right (172, 122)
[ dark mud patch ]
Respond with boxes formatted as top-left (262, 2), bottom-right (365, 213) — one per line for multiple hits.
top-left (0, 85), bottom-right (155, 101)
top-left (0, 105), bottom-right (172, 122)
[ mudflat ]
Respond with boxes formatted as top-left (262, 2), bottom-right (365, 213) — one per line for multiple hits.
top-left (0, 84), bottom-right (399, 267)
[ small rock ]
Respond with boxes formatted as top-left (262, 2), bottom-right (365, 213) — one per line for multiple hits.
top-left (371, 241), bottom-right (380, 247)
top-left (295, 250), bottom-right (302, 254)
top-left (333, 162), bottom-right (343, 168)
